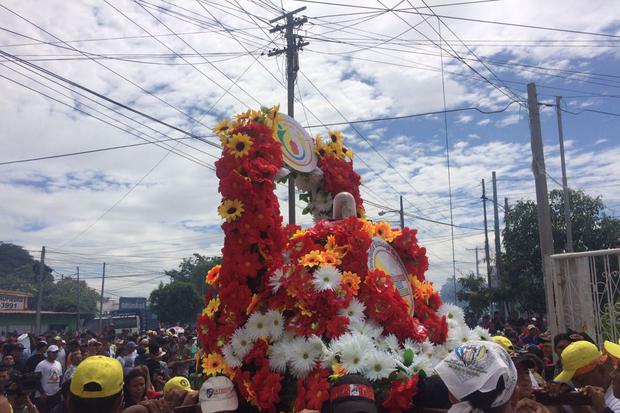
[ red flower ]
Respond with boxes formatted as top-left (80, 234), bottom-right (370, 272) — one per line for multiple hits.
top-left (304, 368), bottom-right (330, 410)
top-left (325, 315), bottom-right (349, 339)
top-left (383, 375), bottom-right (419, 413)
top-left (253, 366), bottom-right (282, 412)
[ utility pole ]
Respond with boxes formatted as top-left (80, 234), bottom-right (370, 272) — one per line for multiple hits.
top-left (492, 171), bottom-right (502, 288)
top-left (99, 262), bottom-right (106, 332)
top-left (504, 197), bottom-right (509, 216)
top-left (528, 83), bottom-right (558, 337)
top-left (481, 179), bottom-right (492, 287)
top-left (76, 266), bottom-right (81, 331)
top-left (556, 96), bottom-right (574, 252)
top-left (466, 247), bottom-right (480, 277)
top-left (268, 7), bottom-right (308, 226)
top-left (35, 246), bottom-right (45, 335)
top-left (399, 195), bottom-right (405, 229)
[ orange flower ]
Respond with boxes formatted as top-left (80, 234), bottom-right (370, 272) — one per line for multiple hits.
top-left (330, 363), bottom-right (347, 379)
top-left (205, 265), bottom-right (221, 286)
top-left (320, 250), bottom-right (342, 266)
top-left (412, 277), bottom-right (435, 305)
top-left (299, 250), bottom-right (324, 267)
top-left (246, 293), bottom-right (260, 315)
top-left (374, 222), bottom-right (393, 240)
top-left (325, 235), bottom-right (349, 257)
top-left (341, 271), bottom-right (361, 295)
top-left (203, 352), bottom-right (225, 376)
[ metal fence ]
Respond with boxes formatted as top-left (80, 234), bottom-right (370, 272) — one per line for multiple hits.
top-left (550, 248), bottom-right (620, 346)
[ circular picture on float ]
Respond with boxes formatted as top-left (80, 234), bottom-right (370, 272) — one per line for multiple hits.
top-left (274, 113), bottom-right (317, 172)
top-left (368, 237), bottom-right (415, 315)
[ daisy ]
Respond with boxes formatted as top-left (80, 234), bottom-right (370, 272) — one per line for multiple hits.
top-left (221, 343), bottom-right (242, 368)
top-left (472, 326), bottom-right (492, 341)
top-left (410, 352), bottom-right (433, 375)
top-left (364, 350), bottom-right (396, 381)
top-left (288, 337), bottom-right (318, 379)
top-left (245, 312), bottom-right (270, 341)
top-left (218, 199), bottom-right (244, 223)
top-left (338, 297), bottom-right (366, 323)
top-left (299, 250), bottom-right (324, 268)
top-left (349, 319), bottom-right (383, 340)
top-left (268, 268), bottom-right (285, 293)
top-left (340, 341), bottom-right (370, 374)
top-left (204, 297), bottom-right (220, 318)
top-left (268, 341), bottom-right (289, 373)
top-left (231, 328), bottom-right (253, 359)
top-left (202, 352), bottom-right (225, 376)
top-left (311, 265), bottom-right (342, 292)
top-left (438, 303), bottom-right (466, 325)
top-left (265, 309), bottom-right (284, 341)
top-left (380, 334), bottom-right (400, 354)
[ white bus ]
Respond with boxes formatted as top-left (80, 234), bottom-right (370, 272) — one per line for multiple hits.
top-left (85, 314), bottom-right (141, 334)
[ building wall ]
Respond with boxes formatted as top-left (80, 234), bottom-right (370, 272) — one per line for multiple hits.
top-left (0, 313), bottom-right (78, 334)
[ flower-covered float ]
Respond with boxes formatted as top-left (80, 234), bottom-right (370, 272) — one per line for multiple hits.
top-left (197, 106), bottom-right (490, 412)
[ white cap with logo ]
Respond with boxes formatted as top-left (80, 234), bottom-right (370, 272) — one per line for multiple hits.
top-left (199, 376), bottom-right (238, 413)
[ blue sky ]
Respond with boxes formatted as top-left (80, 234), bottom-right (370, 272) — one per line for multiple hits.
top-left (0, 0), bottom-right (619, 301)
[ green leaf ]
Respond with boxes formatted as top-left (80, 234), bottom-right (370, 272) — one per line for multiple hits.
top-left (403, 348), bottom-right (414, 366)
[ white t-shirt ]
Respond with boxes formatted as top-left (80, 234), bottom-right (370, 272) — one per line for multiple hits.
top-left (56, 348), bottom-right (66, 369)
top-left (606, 385), bottom-right (620, 413)
top-left (35, 359), bottom-right (62, 396)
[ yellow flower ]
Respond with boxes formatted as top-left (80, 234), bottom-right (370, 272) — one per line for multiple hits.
top-left (330, 363), bottom-right (347, 379)
top-left (374, 222), bottom-right (396, 241)
top-left (320, 250), bottom-right (342, 266)
top-left (299, 250), bottom-right (324, 267)
top-left (290, 229), bottom-right (306, 240)
top-left (218, 199), bottom-right (244, 222)
top-left (247, 109), bottom-right (264, 123)
top-left (360, 219), bottom-right (374, 237)
top-left (327, 130), bottom-right (343, 145)
top-left (202, 352), bottom-right (225, 376)
top-left (213, 118), bottom-right (231, 136)
top-left (341, 271), bottom-right (361, 295)
top-left (412, 277), bottom-right (435, 305)
top-left (325, 234), bottom-right (349, 257)
top-left (226, 133), bottom-right (253, 158)
top-left (205, 297), bottom-right (220, 318)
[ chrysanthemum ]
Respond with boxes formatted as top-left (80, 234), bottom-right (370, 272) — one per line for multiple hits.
top-left (268, 269), bottom-right (285, 293)
top-left (245, 312), bottom-right (270, 341)
top-left (438, 303), bottom-right (466, 325)
top-left (226, 133), bottom-right (253, 158)
top-left (265, 309), bottom-right (284, 341)
top-left (339, 341), bottom-right (369, 374)
top-left (204, 297), bottom-right (220, 318)
top-left (472, 326), bottom-right (492, 341)
top-left (348, 319), bottom-right (383, 340)
top-left (231, 328), bottom-right (253, 359)
top-left (203, 352), bottom-right (225, 376)
top-left (341, 271), bottom-right (361, 295)
top-left (338, 297), bottom-right (366, 323)
top-left (380, 334), bottom-right (400, 354)
top-left (221, 343), bottom-right (242, 368)
top-left (218, 199), bottom-right (244, 223)
top-left (288, 337), bottom-right (319, 378)
top-left (268, 341), bottom-right (289, 373)
top-left (364, 350), bottom-right (396, 381)
top-left (299, 250), bottom-right (324, 268)
top-left (320, 251), bottom-right (342, 266)
top-left (312, 265), bottom-right (342, 292)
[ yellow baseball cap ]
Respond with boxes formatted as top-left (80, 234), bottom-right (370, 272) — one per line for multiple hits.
top-left (164, 376), bottom-right (192, 396)
top-left (555, 341), bottom-right (606, 383)
top-left (492, 336), bottom-right (514, 353)
top-left (70, 356), bottom-right (123, 398)
top-left (604, 340), bottom-right (620, 361)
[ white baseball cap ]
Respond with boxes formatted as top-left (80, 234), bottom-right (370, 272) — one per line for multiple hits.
top-left (435, 341), bottom-right (517, 409)
top-left (199, 376), bottom-right (238, 413)
top-left (47, 345), bottom-right (60, 353)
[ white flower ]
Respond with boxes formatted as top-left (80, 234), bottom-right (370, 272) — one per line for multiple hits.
top-left (288, 337), bottom-right (319, 378)
top-left (334, 333), bottom-right (374, 374)
top-left (268, 269), bottom-right (285, 293)
top-left (438, 303), bottom-right (466, 325)
top-left (339, 297), bottom-right (366, 323)
top-left (418, 339), bottom-right (435, 358)
top-left (246, 312), bottom-right (270, 341)
top-left (380, 334), bottom-right (400, 354)
top-left (231, 328), bottom-right (253, 359)
top-left (410, 352), bottom-right (433, 375)
top-left (221, 343), bottom-right (242, 368)
top-left (312, 265), bottom-right (342, 292)
top-left (364, 350), bottom-right (397, 381)
top-left (349, 319), bottom-right (384, 341)
top-left (265, 309), bottom-right (284, 341)
top-left (268, 341), bottom-right (289, 373)
top-left (472, 326), bottom-right (492, 341)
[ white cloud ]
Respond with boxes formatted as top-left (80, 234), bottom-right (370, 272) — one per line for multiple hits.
top-left (457, 114), bottom-right (473, 124)
top-left (595, 138), bottom-right (608, 145)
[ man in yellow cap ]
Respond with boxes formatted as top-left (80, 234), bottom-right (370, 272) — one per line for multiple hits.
top-left (604, 340), bottom-right (620, 399)
top-left (163, 376), bottom-right (191, 398)
top-left (555, 341), bottom-right (620, 413)
top-left (68, 355), bottom-right (124, 413)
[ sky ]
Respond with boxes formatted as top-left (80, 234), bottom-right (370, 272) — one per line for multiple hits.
top-left (0, 0), bottom-right (619, 301)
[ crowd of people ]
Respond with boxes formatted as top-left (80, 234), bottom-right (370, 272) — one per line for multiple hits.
top-left (1, 320), bottom-right (620, 413)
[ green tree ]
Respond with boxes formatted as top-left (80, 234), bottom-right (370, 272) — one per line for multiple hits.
top-left (149, 281), bottom-right (202, 324)
top-left (164, 254), bottom-right (221, 294)
top-left (502, 189), bottom-right (620, 313)
top-left (46, 277), bottom-right (101, 313)
top-left (456, 273), bottom-right (493, 326)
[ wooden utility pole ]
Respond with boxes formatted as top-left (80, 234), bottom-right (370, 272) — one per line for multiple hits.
top-left (76, 266), bottom-right (81, 331)
top-left (504, 197), bottom-right (509, 216)
top-left (399, 195), bottom-right (405, 229)
top-left (481, 179), bottom-right (492, 287)
top-left (35, 246), bottom-right (45, 335)
top-left (527, 83), bottom-right (558, 336)
top-left (492, 171), bottom-right (502, 288)
top-left (269, 7), bottom-right (308, 226)
top-left (466, 247), bottom-right (481, 277)
top-left (99, 262), bottom-right (106, 332)
top-left (556, 96), bottom-right (573, 252)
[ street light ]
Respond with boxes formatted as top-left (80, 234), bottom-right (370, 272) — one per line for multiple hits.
top-left (377, 196), bottom-right (405, 229)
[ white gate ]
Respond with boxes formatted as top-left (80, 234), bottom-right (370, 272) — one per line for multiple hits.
top-left (550, 248), bottom-right (620, 346)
